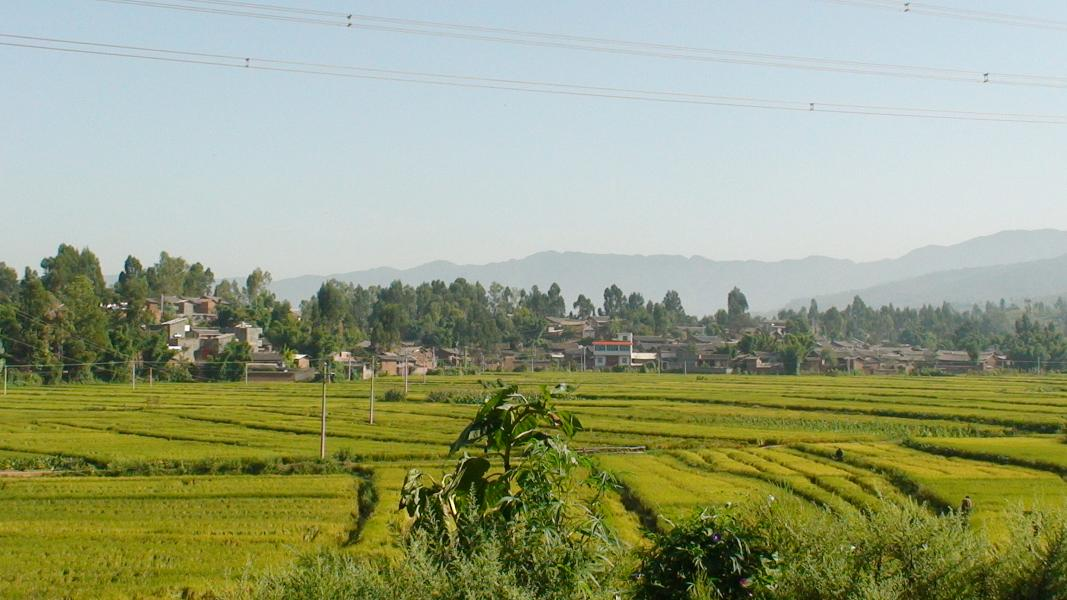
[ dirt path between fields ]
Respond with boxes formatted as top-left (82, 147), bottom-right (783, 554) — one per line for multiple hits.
top-left (0, 470), bottom-right (53, 478)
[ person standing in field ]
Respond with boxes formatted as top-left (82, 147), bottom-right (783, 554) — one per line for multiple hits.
top-left (834, 447), bottom-right (844, 461)
top-left (961, 495), bottom-right (973, 514)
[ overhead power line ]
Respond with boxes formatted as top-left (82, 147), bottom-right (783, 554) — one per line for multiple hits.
top-left (3, 33), bottom-right (1066, 125)
top-left (86, 0), bottom-right (1067, 89)
top-left (818, 0), bottom-right (1067, 32)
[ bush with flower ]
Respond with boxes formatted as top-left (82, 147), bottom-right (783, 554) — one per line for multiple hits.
top-left (631, 505), bottom-right (779, 600)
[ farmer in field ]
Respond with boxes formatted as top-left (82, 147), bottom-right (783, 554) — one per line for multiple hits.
top-left (834, 447), bottom-right (845, 461)
top-left (961, 495), bottom-right (973, 514)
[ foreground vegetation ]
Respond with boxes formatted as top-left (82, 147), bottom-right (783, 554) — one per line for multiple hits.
top-left (3, 373), bottom-right (1067, 597)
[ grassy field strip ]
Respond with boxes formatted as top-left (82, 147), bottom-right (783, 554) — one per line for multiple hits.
top-left (572, 391), bottom-right (1063, 432)
top-left (0, 475), bottom-right (356, 599)
top-left (561, 401), bottom-right (1007, 437)
top-left (781, 391), bottom-right (1067, 412)
top-left (775, 447), bottom-right (909, 504)
top-left (47, 414), bottom-right (328, 451)
top-left (713, 449), bottom-right (855, 513)
top-left (749, 448), bottom-right (887, 511)
top-left (905, 436), bottom-right (1067, 475)
top-left (0, 430), bottom-right (285, 464)
top-left (597, 453), bottom-right (785, 530)
top-left (156, 408), bottom-right (458, 446)
top-left (795, 442), bottom-right (1067, 529)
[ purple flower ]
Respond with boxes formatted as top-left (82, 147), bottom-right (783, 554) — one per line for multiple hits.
top-left (711, 533), bottom-right (721, 543)
top-left (740, 577), bottom-right (752, 588)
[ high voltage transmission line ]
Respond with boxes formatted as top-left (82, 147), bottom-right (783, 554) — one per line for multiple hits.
top-left (817, 0), bottom-right (1067, 32)
top-left (3, 33), bottom-right (1067, 125)
top-left (85, 0), bottom-right (1067, 89)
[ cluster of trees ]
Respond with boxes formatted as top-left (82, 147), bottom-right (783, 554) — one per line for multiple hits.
top-left (289, 280), bottom-right (697, 357)
top-left (0, 246), bottom-right (285, 382)
top-left (773, 296), bottom-right (1067, 368)
top-left (0, 246), bottom-right (703, 381)
top-left (594, 285), bottom-right (696, 335)
top-left (3, 244), bottom-right (1067, 382)
top-left (0, 246), bottom-right (175, 382)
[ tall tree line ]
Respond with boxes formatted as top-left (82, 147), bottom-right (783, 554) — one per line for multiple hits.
top-left (2, 245), bottom-right (1066, 382)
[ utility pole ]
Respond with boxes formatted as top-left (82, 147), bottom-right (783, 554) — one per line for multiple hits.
top-left (130, 360), bottom-right (136, 390)
top-left (369, 356), bottom-right (376, 425)
top-left (148, 367), bottom-right (153, 387)
top-left (403, 352), bottom-right (409, 394)
top-left (244, 362), bottom-right (249, 385)
top-left (320, 361), bottom-right (328, 460)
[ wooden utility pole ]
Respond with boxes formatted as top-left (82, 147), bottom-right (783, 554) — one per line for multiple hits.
top-left (369, 356), bottom-right (376, 425)
top-left (320, 361), bottom-right (328, 460)
top-left (148, 367), bottom-right (153, 387)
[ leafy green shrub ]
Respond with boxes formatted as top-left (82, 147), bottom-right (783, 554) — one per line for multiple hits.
top-left (381, 388), bottom-right (406, 402)
top-left (756, 496), bottom-right (990, 600)
top-left (236, 535), bottom-right (582, 600)
top-left (159, 362), bottom-right (193, 382)
top-left (425, 390), bottom-right (452, 403)
top-left (398, 383), bottom-right (621, 598)
top-left (4, 368), bottom-right (42, 386)
top-left (0, 454), bottom-right (94, 473)
top-left (425, 389), bottom-right (483, 404)
top-left (989, 507), bottom-right (1067, 600)
top-left (632, 507), bottom-right (779, 600)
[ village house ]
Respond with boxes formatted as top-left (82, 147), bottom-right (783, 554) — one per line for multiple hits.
top-left (154, 317), bottom-right (191, 340)
top-left (376, 352), bottom-right (420, 377)
top-left (734, 352), bottom-right (785, 375)
top-left (145, 295), bottom-right (221, 325)
top-left (591, 334), bottom-right (635, 369)
top-left (229, 323), bottom-right (263, 350)
top-left (435, 347), bottom-right (464, 368)
top-left (545, 316), bottom-right (595, 339)
top-left (934, 350), bottom-right (1009, 374)
top-left (661, 347), bottom-right (734, 374)
top-left (590, 333), bottom-right (658, 369)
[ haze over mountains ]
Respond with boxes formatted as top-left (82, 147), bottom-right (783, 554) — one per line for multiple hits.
top-left (270, 230), bottom-right (1067, 315)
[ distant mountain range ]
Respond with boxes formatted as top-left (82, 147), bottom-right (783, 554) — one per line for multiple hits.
top-left (789, 253), bottom-right (1067, 310)
top-left (269, 229), bottom-right (1067, 315)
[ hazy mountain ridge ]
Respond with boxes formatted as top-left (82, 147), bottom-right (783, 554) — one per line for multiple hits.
top-left (269, 229), bottom-right (1067, 314)
top-left (790, 253), bottom-right (1067, 310)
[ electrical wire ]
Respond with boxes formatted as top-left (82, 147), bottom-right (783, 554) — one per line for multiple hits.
top-left (85, 0), bottom-right (1067, 89)
top-left (3, 34), bottom-right (1066, 125)
top-left (818, 0), bottom-right (1067, 32)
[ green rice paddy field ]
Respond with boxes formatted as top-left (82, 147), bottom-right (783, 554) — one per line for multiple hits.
top-left (4, 373), bottom-right (1067, 598)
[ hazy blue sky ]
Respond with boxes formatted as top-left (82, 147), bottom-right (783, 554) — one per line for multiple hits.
top-left (3, 0), bottom-right (1066, 279)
